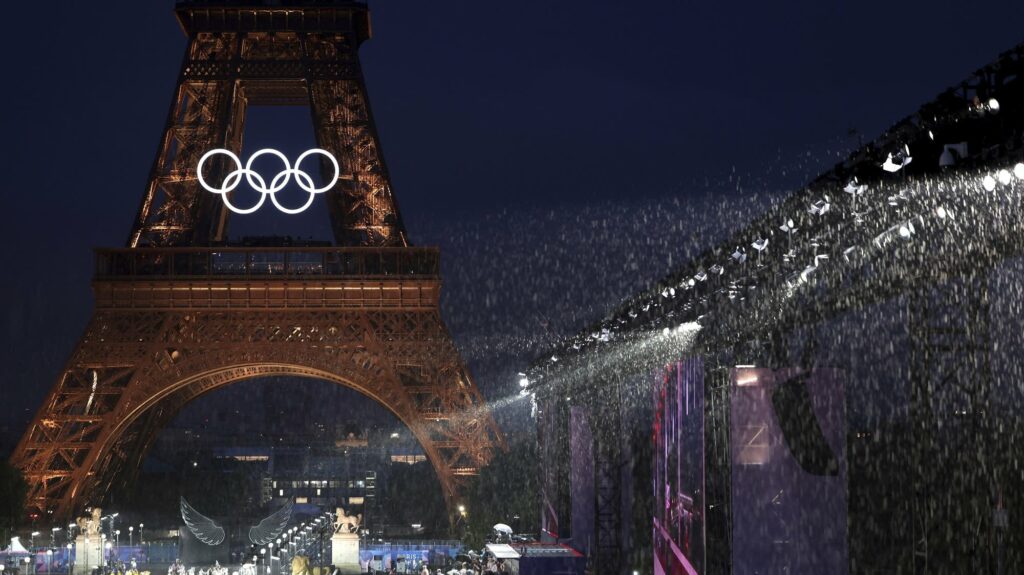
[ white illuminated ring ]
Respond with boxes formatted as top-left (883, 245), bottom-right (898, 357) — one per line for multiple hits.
top-left (197, 148), bottom-right (339, 215)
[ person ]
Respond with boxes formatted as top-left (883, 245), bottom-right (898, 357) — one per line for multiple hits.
top-left (419, 563), bottom-right (429, 575)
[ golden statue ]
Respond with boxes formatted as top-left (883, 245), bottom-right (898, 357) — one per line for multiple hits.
top-left (290, 554), bottom-right (310, 575)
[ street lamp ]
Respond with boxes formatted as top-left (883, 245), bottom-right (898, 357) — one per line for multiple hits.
top-left (30, 532), bottom-right (41, 551)
top-left (128, 527), bottom-right (133, 547)
top-left (46, 549), bottom-right (52, 575)
top-left (114, 531), bottom-right (120, 550)
top-left (66, 543), bottom-right (73, 573)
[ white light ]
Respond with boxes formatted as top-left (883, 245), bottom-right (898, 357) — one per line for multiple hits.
top-left (843, 180), bottom-right (865, 196)
top-left (988, 98), bottom-right (1000, 113)
top-left (518, 374), bottom-right (529, 387)
top-left (390, 432), bottom-right (399, 439)
top-left (936, 206), bottom-right (947, 219)
top-left (997, 169), bottom-right (1012, 186)
top-left (197, 148), bottom-right (339, 215)
top-left (1015, 163), bottom-right (1024, 180)
top-left (881, 149), bottom-right (912, 173)
top-left (982, 175), bottom-right (997, 192)
top-left (662, 327), bottom-right (670, 336)
top-left (808, 199), bottom-right (830, 215)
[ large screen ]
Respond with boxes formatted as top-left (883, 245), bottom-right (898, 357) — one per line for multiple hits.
top-left (654, 357), bottom-right (705, 575)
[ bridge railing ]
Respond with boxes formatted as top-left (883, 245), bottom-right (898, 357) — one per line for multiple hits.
top-left (95, 247), bottom-right (440, 279)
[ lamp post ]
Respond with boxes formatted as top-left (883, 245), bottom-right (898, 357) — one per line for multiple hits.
top-left (51, 528), bottom-right (61, 547)
top-left (66, 543), bottom-right (73, 575)
top-left (24, 554), bottom-right (32, 575)
top-left (46, 549), bottom-right (52, 575)
top-left (128, 527), bottom-right (133, 548)
top-left (30, 532), bottom-right (41, 551)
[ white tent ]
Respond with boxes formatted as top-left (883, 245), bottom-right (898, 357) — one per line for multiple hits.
top-left (485, 544), bottom-right (520, 560)
top-left (1, 537), bottom-right (31, 555)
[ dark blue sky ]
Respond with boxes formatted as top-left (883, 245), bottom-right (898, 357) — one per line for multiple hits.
top-left (1, 0), bottom-right (1023, 442)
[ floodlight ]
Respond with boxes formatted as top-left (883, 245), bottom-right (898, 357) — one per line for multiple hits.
top-left (983, 175), bottom-right (996, 192)
top-left (808, 199), bottom-right (830, 216)
top-left (939, 142), bottom-right (968, 167)
top-left (843, 178), bottom-right (866, 196)
top-left (1015, 163), bottom-right (1024, 180)
top-left (882, 144), bottom-right (912, 172)
top-left (997, 169), bottom-right (1012, 186)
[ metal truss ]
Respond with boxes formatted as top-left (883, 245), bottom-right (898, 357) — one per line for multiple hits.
top-left (12, 1), bottom-right (503, 524)
top-left (11, 262), bottom-right (504, 521)
top-left (592, 382), bottom-right (625, 575)
top-left (130, 3), bottom-right (407, 247)
top-left (534, 41), bottom-right (1024, 365)
top-left (909, 273), bottom-right (994, 573)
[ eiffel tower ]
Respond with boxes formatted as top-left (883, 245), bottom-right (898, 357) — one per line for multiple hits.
top-left (11, 0), bottom-right (504, 522)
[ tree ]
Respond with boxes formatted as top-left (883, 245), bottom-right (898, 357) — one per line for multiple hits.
top-left (460, 439), bottom-right (540, 549)
top-left (0, 460), bottom-right (28, 532)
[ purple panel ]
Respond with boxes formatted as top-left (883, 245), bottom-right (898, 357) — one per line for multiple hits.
top-left (730, 368), bottom-right (848, 574)
top-left (570, 405), bottom-right (595, 555)
top-left (653, 357), bottom-right (705, 575)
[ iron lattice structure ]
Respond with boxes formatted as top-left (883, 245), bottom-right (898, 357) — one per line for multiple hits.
top-left (130, 1), bottom-right (407, 248)
top-left (11, 1), bottom-right (504, 523)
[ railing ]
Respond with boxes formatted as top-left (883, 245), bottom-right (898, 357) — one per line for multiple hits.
top-left (95, 247), bottom-right (440, 280)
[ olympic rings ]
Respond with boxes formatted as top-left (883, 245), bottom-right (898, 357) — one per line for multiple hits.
top-left (197, 148), bottom-right (340, 215)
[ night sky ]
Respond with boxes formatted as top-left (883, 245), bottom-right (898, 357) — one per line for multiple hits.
top-left (1, 0), bottom-right (1023, 448)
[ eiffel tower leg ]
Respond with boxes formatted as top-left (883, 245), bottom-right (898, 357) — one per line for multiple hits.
top-left (130, 32), bottom-right (244, 247)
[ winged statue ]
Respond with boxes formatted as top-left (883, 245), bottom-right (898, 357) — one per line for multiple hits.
top-left (249, 500), bottom-right (294, 545)
top-left (179, 497), bottom-right (294, 546)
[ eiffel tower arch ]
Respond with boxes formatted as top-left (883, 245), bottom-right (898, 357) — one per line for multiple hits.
top-left (10, 0), bottom-right (505, 523)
